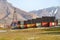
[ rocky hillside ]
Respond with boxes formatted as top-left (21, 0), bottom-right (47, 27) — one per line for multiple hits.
top-left (0, 0), bottom-right (37, 24)
top-left (30, 6), bottom-right (60, 19)
top-left (0, 0), bottom-right (60, 25)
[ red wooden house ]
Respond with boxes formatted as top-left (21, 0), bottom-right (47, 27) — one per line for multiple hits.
top-left (41, 16), bottom-right (58, 27)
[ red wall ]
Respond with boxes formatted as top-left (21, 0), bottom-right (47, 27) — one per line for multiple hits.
top-left (41, 22), bottom-right (57, 27)
top-left (49, 22), bottom-right (57, 27)
top-left (41, 22), bottom-right (49, 27)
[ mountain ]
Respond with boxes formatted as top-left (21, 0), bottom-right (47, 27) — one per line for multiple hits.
top-left (30, 6), bottom-right (60, 19)
top-left (0, 0), bottom-right (60, 25)
top-left (0, 0), bottom-right (37, 24)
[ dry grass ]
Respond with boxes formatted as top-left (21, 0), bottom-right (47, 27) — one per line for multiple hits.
top-left (0, 28), bottom-right (60, 40)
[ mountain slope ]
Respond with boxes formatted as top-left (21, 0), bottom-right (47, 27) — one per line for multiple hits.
top-left (0, 0), bottom-right (37, 24)
top-left (30, 6), bottom-right (60, 19)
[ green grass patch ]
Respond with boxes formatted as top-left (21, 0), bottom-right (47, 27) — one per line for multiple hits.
top-left (42, 27), bottom-right (60, 31)
top-left (0, 28), bottom-right (60, 40)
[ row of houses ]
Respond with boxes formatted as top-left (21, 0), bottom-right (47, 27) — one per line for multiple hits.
top-left (11, 16), bottom-right (58, 29)
top-left (0, 16), bottom-right (59, 29)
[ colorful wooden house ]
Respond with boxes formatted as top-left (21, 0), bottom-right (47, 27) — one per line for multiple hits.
top-left (31, 19), bottom-right (36, 28)
top-left (41, 16), bottom-right (58, 27)
top-left (35, 18), bottom-right (42, 27)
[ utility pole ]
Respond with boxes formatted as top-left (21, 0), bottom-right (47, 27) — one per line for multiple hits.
top-left (11, 8), bottom-right (17, 28)
top-left (13, 8), bottom-right (17, 22)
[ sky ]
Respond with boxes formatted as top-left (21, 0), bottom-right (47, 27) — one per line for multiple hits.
top-left (8, 0), bottom-right (60, 12)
